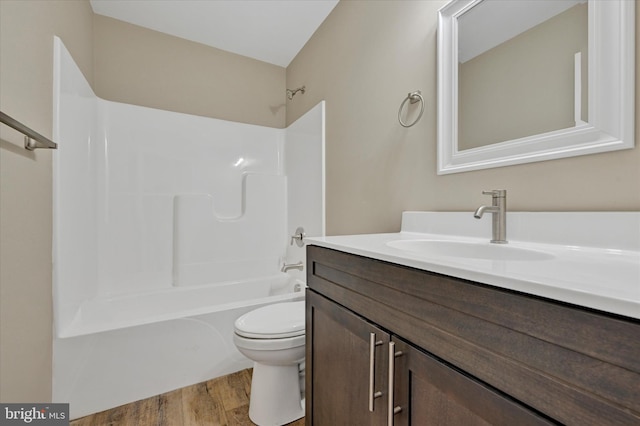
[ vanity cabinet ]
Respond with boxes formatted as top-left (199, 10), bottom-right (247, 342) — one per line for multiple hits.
top-left (306, 290), bottom-right (389, 425)
top-left (305, 246), bottom-right (640, 425)
top-left (307, 291), bottom-right (551, 425)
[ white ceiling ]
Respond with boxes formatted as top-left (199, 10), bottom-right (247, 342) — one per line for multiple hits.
top-left (89, 0), bottom-right (339, 67)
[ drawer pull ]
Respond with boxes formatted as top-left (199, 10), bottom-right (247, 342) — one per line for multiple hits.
top-left (369, 333), bottom-right (384, 412)
top-left (388, 342), bottom-right (403, 425)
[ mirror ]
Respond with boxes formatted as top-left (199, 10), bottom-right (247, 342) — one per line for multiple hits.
top-left (437, 0), bottom-right (634, 174)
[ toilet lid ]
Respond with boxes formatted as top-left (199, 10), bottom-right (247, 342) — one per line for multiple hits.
top-left (234, 301), bottom-right (305, 339)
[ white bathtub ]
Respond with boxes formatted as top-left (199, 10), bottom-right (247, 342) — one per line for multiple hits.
top-left (53, 274), bottom-right (304, 420)
top-left (58, 273), bottom-right (301, 338)
top-left (52, 39), bottom-right (323, 420)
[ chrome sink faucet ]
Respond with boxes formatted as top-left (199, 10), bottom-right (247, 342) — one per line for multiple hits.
top-left (474, 190), bottom-right (507, 244)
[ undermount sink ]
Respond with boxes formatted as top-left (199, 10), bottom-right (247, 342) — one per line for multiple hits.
top-left (386, 239), bottom-right (555, 261)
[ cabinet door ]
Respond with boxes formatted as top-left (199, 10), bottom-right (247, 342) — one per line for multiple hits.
top-left (306, 290), bottom-right (390, 426)
top-left (391, 338), bottom-right (556, 426)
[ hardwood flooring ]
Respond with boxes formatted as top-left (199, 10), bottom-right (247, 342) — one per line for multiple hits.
top-left (70, 369), bottom-right (305, 426)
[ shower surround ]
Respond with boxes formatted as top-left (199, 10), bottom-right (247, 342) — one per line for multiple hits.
top-left (51, 38), bottom-right (324, 418)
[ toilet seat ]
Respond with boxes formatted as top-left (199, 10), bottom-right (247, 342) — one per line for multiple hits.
top-left (234, 301), bottom-right (305, 339)
top-left (233, 332), bottom-right (305, 351)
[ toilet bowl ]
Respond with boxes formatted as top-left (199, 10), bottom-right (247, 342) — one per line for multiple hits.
top-left (233, 300), bottom-right (306, 426)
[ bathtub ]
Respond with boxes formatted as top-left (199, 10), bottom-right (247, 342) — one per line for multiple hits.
top-left (53, 274), bottom-right (304, 420)
top-left (58, 273), bottom-right (302, 338)
top-left (52, 39), bottom-right (323, 420)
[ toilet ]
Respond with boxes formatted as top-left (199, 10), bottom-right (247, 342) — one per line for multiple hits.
top-left (233, 300), bottom-right (306, 426)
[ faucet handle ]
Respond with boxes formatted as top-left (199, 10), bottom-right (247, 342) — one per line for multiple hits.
top-left (290, 226), bottom-right (306, 247)
top-left (482, 189), bottom-right (506, 198)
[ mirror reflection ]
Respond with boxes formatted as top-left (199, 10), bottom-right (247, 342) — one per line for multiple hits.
top-left (457, 0), bottom-right (587, 151)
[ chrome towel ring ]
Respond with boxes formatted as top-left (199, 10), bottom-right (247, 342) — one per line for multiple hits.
top-left (398, 90), bottom-right (424, 128)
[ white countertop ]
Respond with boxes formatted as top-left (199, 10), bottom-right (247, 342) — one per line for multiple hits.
top-left (306, 212), bottom-right (640, 320)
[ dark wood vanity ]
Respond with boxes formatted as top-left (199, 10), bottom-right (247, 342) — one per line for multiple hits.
top-left (305, 245), bottom-right (640, 425)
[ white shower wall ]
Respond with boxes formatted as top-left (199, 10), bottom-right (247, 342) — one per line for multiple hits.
top-left (53, 38), bottom-right (324, 417)
top-left (285, 102), bottom-right (326, 281)
top-left (53, 36), bottom-right (100, 332)
top-left (97, 100), bottom-right (286, 293)
top-left (53, 37), bottom-right (324, 338)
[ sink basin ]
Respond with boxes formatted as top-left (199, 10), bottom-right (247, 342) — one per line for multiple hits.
top-left (386, 240), bottom-right (555, 261)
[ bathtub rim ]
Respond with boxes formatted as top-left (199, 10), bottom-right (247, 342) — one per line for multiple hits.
top-left (56, 274), bottom-right (305, 339)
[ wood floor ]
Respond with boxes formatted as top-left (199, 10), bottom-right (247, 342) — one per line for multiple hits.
top-left (70, 369), bottom-right (305, 426)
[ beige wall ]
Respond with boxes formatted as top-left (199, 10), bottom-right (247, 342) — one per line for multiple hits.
top-left (287, 0), bottom-right (443, 235)
top-left (287, 0), bottom-right (640, 235)
top-left (93, 15), bottom-right (286, 128)
top-left (0, 0), bottom-right (94, 402)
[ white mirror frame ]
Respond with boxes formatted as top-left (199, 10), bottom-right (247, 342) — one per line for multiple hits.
top-left (437, 0), bottom-right (635, 175)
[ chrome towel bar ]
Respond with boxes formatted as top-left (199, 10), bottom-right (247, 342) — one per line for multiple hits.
top-left (0, 110), bottom-right (58, 150)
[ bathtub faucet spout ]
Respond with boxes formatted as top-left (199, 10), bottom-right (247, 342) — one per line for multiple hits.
top-left (281, 261), bottom-right (304, 272)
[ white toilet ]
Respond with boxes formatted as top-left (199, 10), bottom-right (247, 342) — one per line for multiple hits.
top-left (233, 300), bottom-right (306, 426)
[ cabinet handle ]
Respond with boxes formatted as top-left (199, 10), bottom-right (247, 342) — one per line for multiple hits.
top-left (369, 333), bottom-right (383, 412)
top-left (387, 342), bottom-right (403, 426)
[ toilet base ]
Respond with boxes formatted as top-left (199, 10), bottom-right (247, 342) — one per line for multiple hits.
top-left (248, 362), bottom-right (304, 426)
